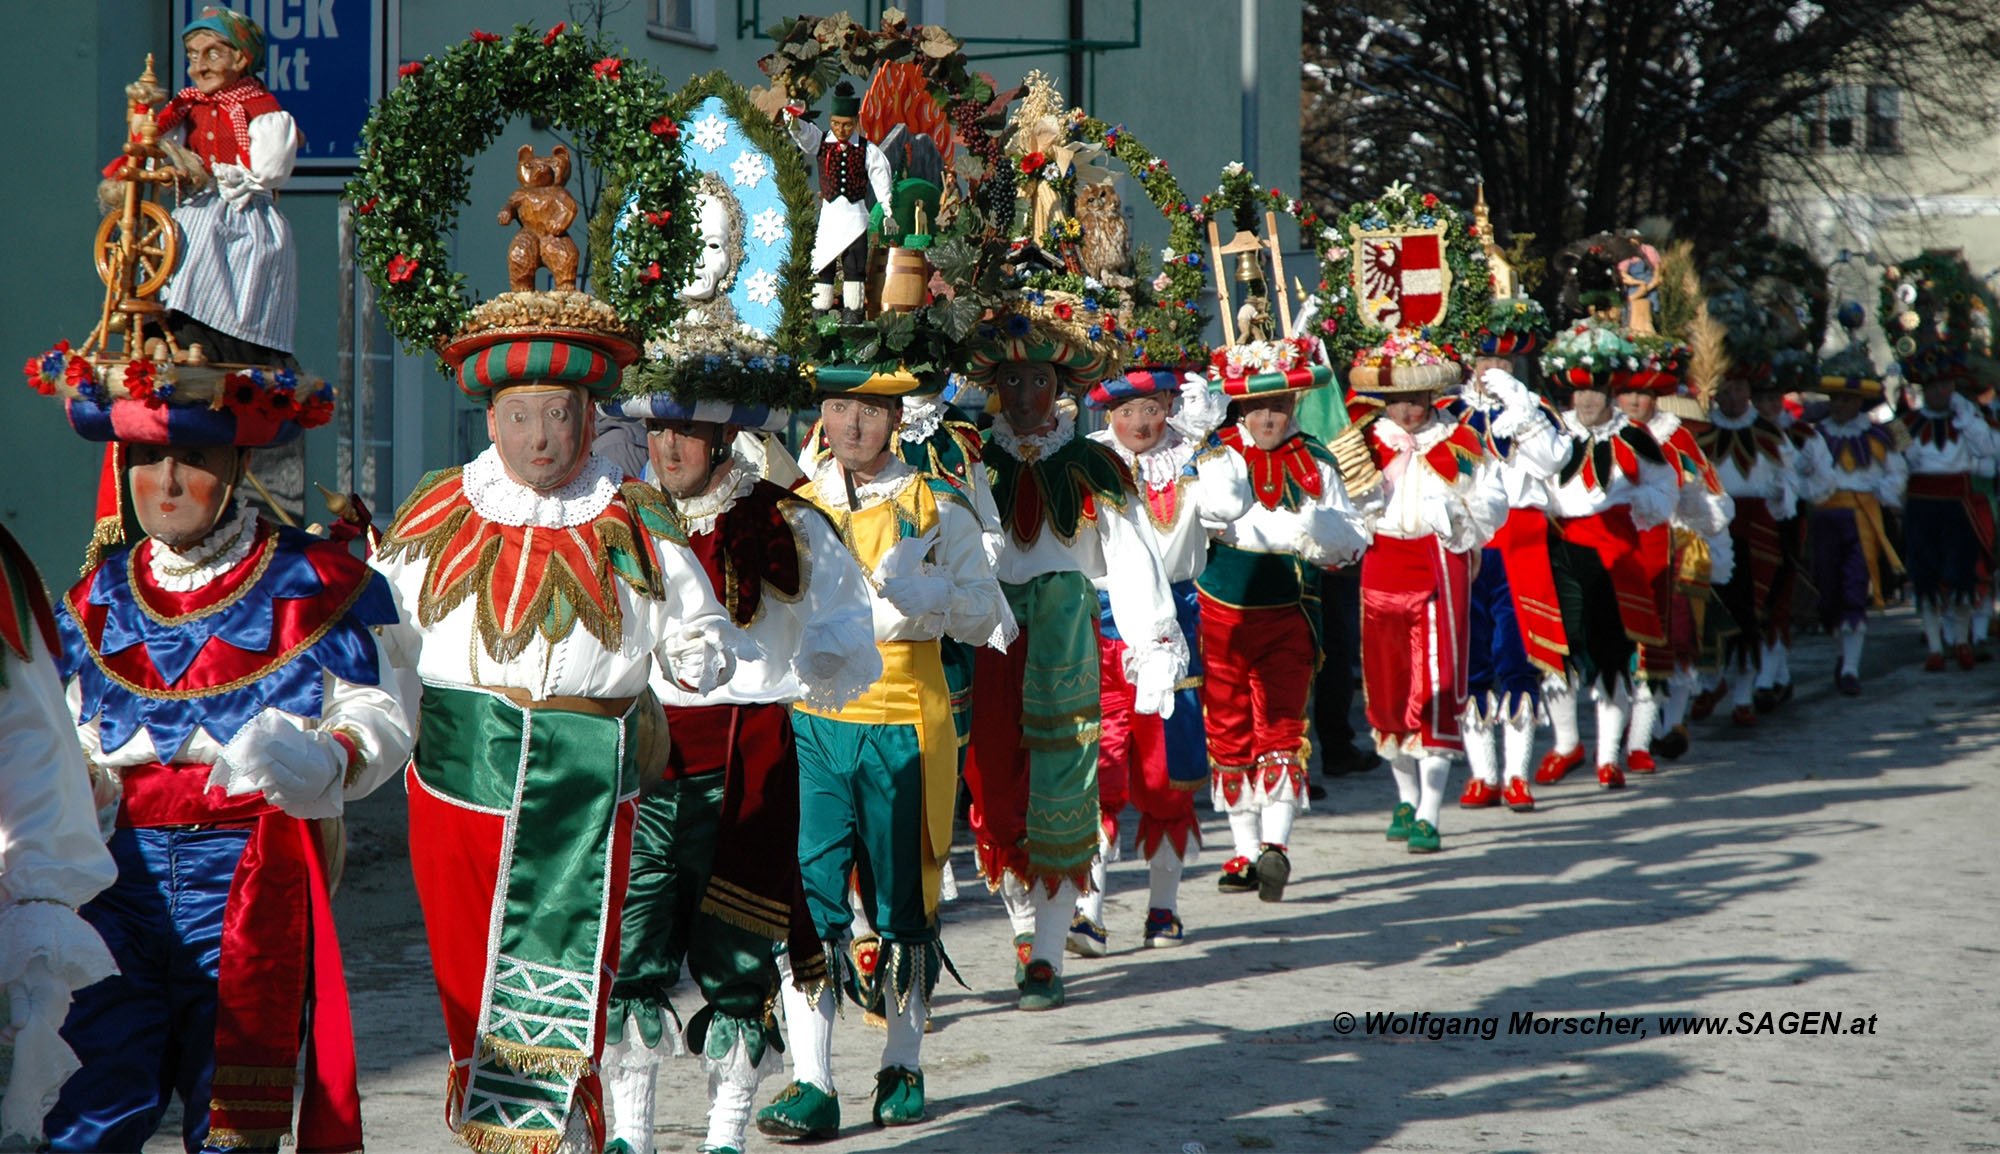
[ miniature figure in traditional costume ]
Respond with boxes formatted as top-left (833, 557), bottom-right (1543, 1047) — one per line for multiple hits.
top-left (785, 80), bottom-right (894, 323)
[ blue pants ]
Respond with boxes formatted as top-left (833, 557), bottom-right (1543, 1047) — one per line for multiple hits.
top-left (44, 826), bottom-right (272, 1154)
top-left (1904, 493), bottom-right (1981, 606)
top-left (1098, 580), bottom-right (1208, 785)
top-left (1465, 546), bottom-right (1542, 720)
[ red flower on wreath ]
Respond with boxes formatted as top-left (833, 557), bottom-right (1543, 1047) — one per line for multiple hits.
top-left (1020, 150), bottom-right (1048, 175)
top-left (1051, 302), bottom-right (1074, 320)
top-left (640, 262), bottom-right (663, 283)
top-left (122, 358), bottom-right (157, 401)
top-left (593, 57), bottom-right (622, 81)
top-left (386, 254), bottom-right (419, 283)
top-left (543, 22), bottom-right (566, 45)
top-left (300, 391), bottom-right (336, 427)
top-left (1422, 192), bottom-right (1439, 208)
top-left (226, 374), bottom-right (262, 410)
top-left (1467, 224), bottom-right (1480, 237)
top-left (470, 29), bottom-right (501, 44)
top-left (645, 210), bottom-right (673, 227)
top-left (649, 115), bottom-right (680, 139)
top-left (398, 61), bottom-right (424, 78)
top-left (356, 196), bottom-right (379, 215)
top-left (65, 356), bottom-right (94, 388)
top-left (258, 387), bottom-right (300, 422)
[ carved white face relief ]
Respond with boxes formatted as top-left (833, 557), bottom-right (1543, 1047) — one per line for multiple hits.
top-left (681, 193), bottom-right (734, 303)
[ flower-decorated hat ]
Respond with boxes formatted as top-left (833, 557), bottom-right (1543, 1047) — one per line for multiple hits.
top-left (966, 293), bottom-right (1127, 391)
top-left (1084, 365), bottom-right (1193, 410)
top-left (1818, 345), bottom-right (1885, 400)
top-left (441, 291), bottom-right (638, 403)
top-left (1473, 295), bottom-right (1551, 358)
top-left (1347, 333), bottom-right (1461, 395)
top-left (1613, 334), bottom-right (1690, 395)
top-left (608, 73), bottom-right (811, 431)
top-left (1540, 320), bottom-right (1640, 391)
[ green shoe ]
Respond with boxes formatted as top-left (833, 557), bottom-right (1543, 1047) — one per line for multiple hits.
top-left (1386, 802), bottom-right (1416, 841)
top-left (697, 1147), bottom-right (743, 1154)
top-left (872, 1065), bottom-right (926, 1126)
top-left (1012, 931), bottom-right (1034, 985)
top-left (1407, 819), bottom-right (1441, 854)
top-left (755, 1080), bottom-right (840, 1141)
top-left (605, 1143), bottom-right (637, 1154)
top-left (1018, 959), bottom-right (1065, 1011)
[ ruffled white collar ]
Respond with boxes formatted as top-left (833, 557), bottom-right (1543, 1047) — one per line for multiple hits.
top-left (811, 453), bottom-right (915, 512)
top-left (145, 503), bottom-right (259, 591)
top-left (1372, 414), bottom-right (1453, 454)
top-left (991, 407), bottom-right (1076, 461)
top-left (1819, 413), bottom-right (1878, 436)
top-left (1565, 409), bottom-right (1632, 443)
top-left (1646, 411), bottom-right (1683, 441)
top-left (1709, 405), bottom-right (1758, 430)
top-left (670, 456), bottom-right (760, 536)
top-left (900, 395), bottom-right (946, 444)
top-left (1091, 425), bottom-right (1195, 489)
top-left (462, 446), bottom-right (620, 529)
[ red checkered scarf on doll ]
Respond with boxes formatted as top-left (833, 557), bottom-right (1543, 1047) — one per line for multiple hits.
top-left (156, 77), bottom-right (273, 168)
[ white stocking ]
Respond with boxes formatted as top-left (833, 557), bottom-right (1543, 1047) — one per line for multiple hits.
top-left (1147, 845), bottom-right (1185, 912)
top-left (1840, 622), bottom-right (1866, 674)
top-left (1921, 603), bottom-right (1945, 652)
top-left (1730, 668), bottom-right (1756, 708)
top-left (999, 872), bottom-right (1037, 937)
top-left (1461, 705), bottom-right (1500, 785)
top-left (1029, 882), bottom-right (1077, 972)
top-left (601, 1034), bottom-right (662, 1154)
top-left (1258, 799), bottom-right (1295, 848)
top-left (1075, 858), bottom-right (1108, 926)
top-left (1544, 675), bottom-right (1581, 755)
top-left (1772, 639), bottom-right (1792, 684)
top-left (1226, 810), bottom-right (1261, 861)
top-left (879, 987), bottom-right (927, 1070)
top-left (1502, 716), bottom-right (1536, 784)
top-left (776, 952), bottom-right (836, 1095)
top-left (1976, 608), bottom-right (1992, 644)
top-left (1389, 754), bottom-right (1421, 806)
top-left (1953, 602), bottom-right (1975, 646)
top-left (1593, 682), bottom-right (1630, 767)
top-left (1662, 669), bottom-right (1695, 729)
top-left (1753, 642), bottom-right (1780, 690)
top-left (1414, 754), bottom-right (1451, 827)
top-left (702, 1032), bottom-right (780, 1154)
top-left (1624, 679), bottom-right (1660, 756)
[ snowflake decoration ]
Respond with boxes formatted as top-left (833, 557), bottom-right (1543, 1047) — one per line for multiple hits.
top-left (690, 113), bottom-right (728, 154)
top-left (743, 268), bottom-right (779, 306)
top-left (729, 151), bottom-right (769, 189)
top-left (750, 207), bottom-right (788, 247)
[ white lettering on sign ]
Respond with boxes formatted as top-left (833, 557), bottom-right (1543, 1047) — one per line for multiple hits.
top-left (307, 0), bottom-right (338, 38)
top-left (269, 0), bottom-right (301, 38)
top-left (267, 46), bottom-right (312, 91)
top-left (203, 0), bottom-right (337, 38)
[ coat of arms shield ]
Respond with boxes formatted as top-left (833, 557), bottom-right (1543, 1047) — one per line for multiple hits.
top-left (1350, 225), bottom-right (1451, 330)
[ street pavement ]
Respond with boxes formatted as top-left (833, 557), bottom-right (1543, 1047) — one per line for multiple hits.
top-left (144, 608), bottom-right (2000, 1152)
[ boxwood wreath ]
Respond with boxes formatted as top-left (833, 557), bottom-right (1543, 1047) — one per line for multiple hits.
top-left (753, 12), bottom-right (1003, 381)
top-left (600, 70), bottom-right (818, 409)
top-left (1287, 181), bottom-right (1491, 371)
top-left (1061, 111), bottom-right (1212, 368)
top-left (347, 23), bottom-right (697, 371)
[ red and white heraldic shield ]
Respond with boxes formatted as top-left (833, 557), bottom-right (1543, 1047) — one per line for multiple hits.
top-left (1352, 225), bottom-right (1452, 330)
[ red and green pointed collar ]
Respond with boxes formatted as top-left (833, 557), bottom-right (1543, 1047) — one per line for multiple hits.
top-left (984, 418), bottom-right (1135, 546)
top-left (1364, 417), bottom-right (1486, 484)
top-left (1220, 425), bottom-right (1341, 511)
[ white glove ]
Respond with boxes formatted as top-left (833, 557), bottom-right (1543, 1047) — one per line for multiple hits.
top-left (878, 573), bottom-right (953, 620)
top-left (1951, 392), bottom-right (1982, 428)
top-left (1131, 649), bottom-right (1178, 719)
top-left (1422, 491), bottom-right (1462, 542)
top-left (206, 711), bottom-right (348, 820)
top-left (1296, 505), bottom-right (1364, 567)
top-left (873, 527), bottom-right (939, 585)
top-left (2, 959), bottom-right (65, 1048)
top-left (1626, 484), bottom-right (1675, 530)
top-left (1481, 367), bottom-right (1532, 411)
top-left (1707, 531), bottom-right (1736, 587)
top-left (663, 626), bottom-right (732, 695)
top-left (1173, 372), bottom-right (1231, 438)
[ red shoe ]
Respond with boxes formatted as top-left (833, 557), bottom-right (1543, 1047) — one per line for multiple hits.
top-left (1501, 777), bottom-right (1535, 811)
top-left (1534, 747), bottom-right (1583, 785)
top-left (1956, 643), bottom-right (1977, 671)
top-left (1689, 684), bottom-right (1723, 722)
top-left (1924, 652), bottom-right (1947, 672)
top-left (1625, 749), bottom-right (1657, 774)
top-left (1731, 705), bottom-right (1758, 728)
top-left (1597, 763), bottom-right (1626, 790)
top-left (1459, 779), bottom-right (1501, 808)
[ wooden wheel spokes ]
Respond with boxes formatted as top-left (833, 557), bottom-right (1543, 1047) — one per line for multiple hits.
top-left (94, 199), bottom-right (179, 297)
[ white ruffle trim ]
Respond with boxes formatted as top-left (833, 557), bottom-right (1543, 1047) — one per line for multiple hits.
top-left (1090, 426), bottom-right (1196, 490)
top-left (990, 407), bottom-right (1075, 460)
top-left (809, 455), bottom-right (915, 512)
top-left (899, 395), bottom-right (946, 443)
top-left (702, 1030), bottom-right (784, 1092)
top-left (672, 459), bottom-right (760, 537)
top-left (793, 613), bottom-right (883, 713)
top-left (144, 503), bottom-right (259, 591)
top-left (462, 446), bottom-right (621, 529)
top-left (0, 902), bottom-right (116, 992)
top-left (0, 902), bottom-right (119, 1143)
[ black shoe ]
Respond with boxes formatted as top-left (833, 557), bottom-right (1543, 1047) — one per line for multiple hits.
top-left (1752, 687), bottom-right (1781, 715)
top-left (1650, 725), bottom-right (1689, 761)
top-left (1323, 744), bottom-right (1381, 777)
top-left (1254, 845), bottom-right (1291, 902)
top-left (1307, 782), bottom-right (1328, 801)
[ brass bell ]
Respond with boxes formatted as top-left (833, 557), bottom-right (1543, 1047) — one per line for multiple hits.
top-left (1235, 249), bottom-right (1266, 286)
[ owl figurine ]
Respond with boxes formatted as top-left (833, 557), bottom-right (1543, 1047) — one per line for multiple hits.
top-left (1076, 181), bottom-right (1133, 284)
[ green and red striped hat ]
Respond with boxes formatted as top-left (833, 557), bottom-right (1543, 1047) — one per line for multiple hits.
top-left (441, 328), bottom-right (638, 402)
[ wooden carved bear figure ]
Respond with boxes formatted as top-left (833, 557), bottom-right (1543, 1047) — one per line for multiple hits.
top-left (498, 144), bottom-right (579, 293)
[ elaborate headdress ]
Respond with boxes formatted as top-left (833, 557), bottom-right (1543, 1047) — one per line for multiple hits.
top-left (1818, 344), bottom-right (1885, 401)
top-left (608, 72), bottom-right (813, 429)
top-left (1202, 165), bottom-right (1329, 397)
top-left (1348, 333), bottom-right (1462, 396)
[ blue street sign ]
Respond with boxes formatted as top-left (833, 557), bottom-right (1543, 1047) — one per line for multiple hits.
top-left (172, 0), bottom-right (397, 188)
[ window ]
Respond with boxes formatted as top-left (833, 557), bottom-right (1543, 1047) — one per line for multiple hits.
top-left (1867, 85), bottom-right (1902, 153)
top-left (649, 0), bottom-right (714, 47)
top-left (1826, 84), bottom-right (1862, 149)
